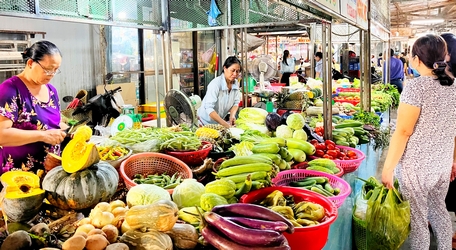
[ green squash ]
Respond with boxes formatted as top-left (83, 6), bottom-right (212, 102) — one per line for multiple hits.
top-left (42, 162), bottom-right (119, 210)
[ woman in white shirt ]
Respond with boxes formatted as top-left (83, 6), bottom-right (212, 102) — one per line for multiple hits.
top-left (279, 50), bottom-right (295, 86)
top-left (197, 56), bottom-right (241, 128)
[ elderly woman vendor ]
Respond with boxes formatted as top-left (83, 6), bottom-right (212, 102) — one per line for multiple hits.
top-left (197, 56), bottom-right (242, 128)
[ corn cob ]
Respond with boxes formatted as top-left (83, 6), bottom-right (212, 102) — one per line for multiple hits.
top-left (195, 127), bottom-right (220, 139)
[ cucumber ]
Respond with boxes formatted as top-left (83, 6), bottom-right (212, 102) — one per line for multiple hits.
top-left (288, 148), bottom-right (306, 163)
top-left (259, 138), bottom-right (286, 147)
top-left (308, 159), bottom-right (339, 173)
top-left (289, 179), bottom-right (317, 187)
top-left (307, 166), bottom-right (335, 174)
top-left (324, 182), bottom-right (335, 194)
top-left (334, 120), bottom-right (364, 128)
top-left (311, 186), bottom-right (335, 197)
top-left (215, 163), bottom-right (274, 177)
top-left (220, 156), bottom-right (272, 169)
top-left (253, 153), bottom-right (281, 165)
top-left (300, 176), bottom-right (328, 184)
top-left (224, 171), bottom-right (269, 183)
top-left (252, 143), bottom-right (280, 154)
top-left (286, 138), bottom-right (316, 156)
top-left (279, 147), bottom-right (291, 159)
top-left (278, 159), bottom-right (288, 171)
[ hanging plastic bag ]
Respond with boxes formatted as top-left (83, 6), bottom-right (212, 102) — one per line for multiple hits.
top-left (207, 0), bottom-right (221, 27)
top-left (208, 52), bottom-right (217, 74)
top-left (366, 185), bottom-right (411, 250)
top-left (202, 44), bottom-right (216, 63)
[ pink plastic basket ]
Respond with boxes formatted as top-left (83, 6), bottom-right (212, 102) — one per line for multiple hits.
top-left (272, 169), bottom-right (352, 208)
top-left (310, 145), bottom-right (365, 173)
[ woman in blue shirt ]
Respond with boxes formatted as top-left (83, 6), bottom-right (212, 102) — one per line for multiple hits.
top-left (279, 50), bottom-right (295, 86)
top-left (197, 56), bottom-right (241, 128)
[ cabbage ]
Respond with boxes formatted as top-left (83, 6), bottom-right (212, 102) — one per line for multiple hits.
top-left (230, 141), bottom-right (254, 156)
top-left (265, 113), bottom-right (281, 131)
top-left (276, 125), bottom-right (293, 139)
top-left (238, 107), bottom-right (268, 124)
top-left (293, 129), bottom-right (308, 141)
top-left (235, 120), bottom-right (270, 135)
top-left (126, 184), bottom-right (171, 207)
top-left (286, 113), bottom-right (306, 130)
top-left (172, 179), bottom-right (205, 209)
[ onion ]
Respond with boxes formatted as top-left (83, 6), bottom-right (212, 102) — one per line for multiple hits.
top-left (92, 211), bottom-right (114, 228)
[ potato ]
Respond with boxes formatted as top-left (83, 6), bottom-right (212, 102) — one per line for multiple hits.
top-left (74, 231), bottom-right (88, 239)
top-left (62, 235), bottom-right (86, 250)
top-left (111, 207), bottom-right (128, 218)
top-left (94, 202), bottom-right (111, 212)
top-left (87, 229), bottom-right (107, 239)
top-left (102, 224), bottom-right (119, 244)
top-left (76, 217), bottom-right (91, 227)
top-left (0, 230), bottom-right (32, 250)
top-left (109, 200), bottom-right (126, 211)
top-left (75, 224), bottom-right (95, 235)
top-left (92, 211), bottom-right (114, 228)
top-left (106, 243), bottom-right (129, 250)
top-left (85, 234), bottom-right (109, 250)
top-left (30, 223), bottom-right (50, 236)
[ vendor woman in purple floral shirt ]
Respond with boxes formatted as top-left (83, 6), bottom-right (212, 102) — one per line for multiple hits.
top-left (0, 41), bottom-right (67, 174)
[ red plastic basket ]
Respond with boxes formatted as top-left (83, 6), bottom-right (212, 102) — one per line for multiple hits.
top-left (240, 186), bottom-right (338, 250)
top-left (165, 141), bottom-right (212, 167)
top-left (120, 152), bottom-right (193, 193)
top-left (292, 162), bottom-right (345, 177)
top-left (309, 145), bottom-right (365, 173)
top-left (333, 99), bottom-right (360, 106)
top-left (272, 169), bottom-right (351, 208)
top-left (337, 87), bottom-right (360, 92)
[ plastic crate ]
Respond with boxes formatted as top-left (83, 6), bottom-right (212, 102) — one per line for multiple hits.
top-left (337, 87), bottom-right (360, 92)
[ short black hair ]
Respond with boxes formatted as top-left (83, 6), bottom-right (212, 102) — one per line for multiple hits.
top-left (21, 40), bottom-right (61, 65)
top-left (379, 53), bottom-right (383, 57)
top-left (223, 56), bottom-right (242, 69)
top-left (315, 52), bottom-right (323, 58)
top-left (390, 49), bottom-right (395, 57)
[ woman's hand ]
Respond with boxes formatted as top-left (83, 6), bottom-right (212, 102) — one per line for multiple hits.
top-left (382, 167), bottom-right (395, 189)
top-left (42, 129), bottom-right (66, 145)
top-left (451, 162), bottom-right (456, 182)
top-left (229, 115), bottom-right (236, 126)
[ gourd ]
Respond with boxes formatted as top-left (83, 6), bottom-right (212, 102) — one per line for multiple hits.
top-left (125, 200), bottom-right (178, 232)
top-left (165, 223), bottom-right (199, 250)
top-left (120, 229), bottom-right (173, 250)
top-left (61, 125), bottom-right (99, 173)
top-left (42, 162), bottom-right (119, 210)
top-left (0, 171), bottom-right (45, 222)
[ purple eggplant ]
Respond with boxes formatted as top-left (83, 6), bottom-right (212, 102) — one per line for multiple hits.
top-left (266, 113), bottom-right (282, 131)
top-left (212, 203), bottom-right (295, 233)
top-left (225, 216), bottom-right (288, 232)
top-left (204, 212), bottom-right (286, 247)
top-left (201, 225), bottom-right (291, 250)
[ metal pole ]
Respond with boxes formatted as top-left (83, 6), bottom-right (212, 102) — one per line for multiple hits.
top-left (310, 23), bottom-right (317, 78)
top-left (386, 38), bottom-right (391, 85)
top-left (363, 5), bottom-right (372, 112)
top-left (243, 27), bottom-right (249, 108)
top-left (322, 22), bottom-right (332, 140)
top-left (153, 32), bottom-right (161, 128)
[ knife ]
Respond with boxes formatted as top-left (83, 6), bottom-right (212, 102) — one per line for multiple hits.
top-left (65, 117), bottom-right (89, 135)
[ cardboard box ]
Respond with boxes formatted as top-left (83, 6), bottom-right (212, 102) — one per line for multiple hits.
top-left (96, 82), bottom-right (138, 107)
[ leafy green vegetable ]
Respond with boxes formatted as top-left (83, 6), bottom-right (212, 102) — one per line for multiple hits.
top-left (286, 113), bottom-right (306, 130)
top-left (276, 125), bottom-right (293, 138)
top-left (353, 111), bottom-right (380, 128)
top-left (238, 107), bottom-right (268, 124)
top-left (230, 141), bottom-right (254, 156)
top-left (240, 130), bottom-right (270, 143)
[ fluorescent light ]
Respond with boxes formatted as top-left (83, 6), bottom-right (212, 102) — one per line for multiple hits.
top-left (410, 19), bottom-right (444, 25)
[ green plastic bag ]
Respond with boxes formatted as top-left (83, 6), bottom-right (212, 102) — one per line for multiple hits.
top-left (366, 186), bottom-right (411, 250)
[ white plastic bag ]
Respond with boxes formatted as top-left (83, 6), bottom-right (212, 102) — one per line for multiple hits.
top-left (353, 192), bottom-right (368, 220)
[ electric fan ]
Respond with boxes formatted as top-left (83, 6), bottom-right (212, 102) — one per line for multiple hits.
top-left (164, 89), bottom-right (202, 128)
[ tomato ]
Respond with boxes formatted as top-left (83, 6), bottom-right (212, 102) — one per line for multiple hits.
top-left (326, 150), bottom-right (338, 158)
top-left (323, 154), bottom-right (333, 159)
top-left (315, 143), bottom-right (327, 150)
top-left (343, 156), bottom-right (350, 160)
top-left (317, 132), bottom-right (323, 136)
top-left (347, 151), bottom-right (357, 157)
top-left (315, 127), bottom-right (324, 133)
top-left (310, 139), bottom-right (318, 145)
top-left (325, 140), bottom-right (335, 146)
top-left (326, 143), bottom-right (336, 150)
top-left (338, 152), bottom-right (346, 158)
top-left (315, 149), bottom-right (325, 157)
top-left (350, 156), bottom-right (358, 160)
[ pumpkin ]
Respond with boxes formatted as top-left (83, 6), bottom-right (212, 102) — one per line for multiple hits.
top-left (42, 162), bottom-right (119, 210)
top-left (125, 200), bottom-right (178, 232)
top-left (0, 171), bottom-right (45, 222)
top-left (120, 229), bottom-right (173, 250)
top-left (61, 125), bottom-right (100, 173)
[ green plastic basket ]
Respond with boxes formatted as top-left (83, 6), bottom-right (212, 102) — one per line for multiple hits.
top-left (352, 213), bottom-right (367, 250)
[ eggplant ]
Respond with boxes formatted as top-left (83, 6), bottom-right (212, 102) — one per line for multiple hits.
top-left (280, 111), bottom-right (294, 125)
top-left (265, 113), bottom-right (282, 131)
top-left (204, 212), bottom-right (285, 247)
top-left (212, 203), bottom-right (295, 234)
top-left (225, 217), bottom-right (288, 232)
top-left (201, 226), bottom-right (290, 250)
